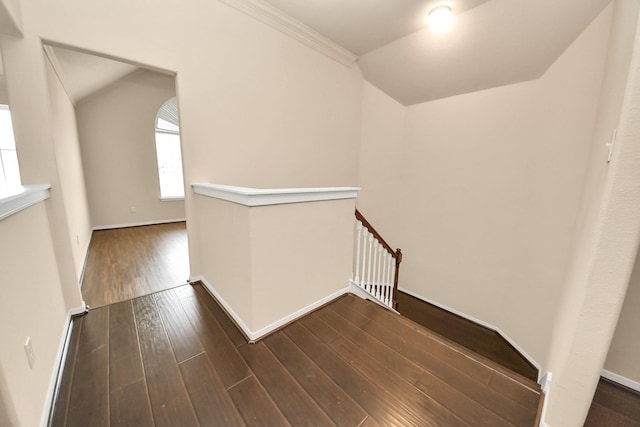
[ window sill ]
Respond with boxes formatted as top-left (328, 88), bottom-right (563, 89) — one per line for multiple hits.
top-left (160, 196), bottom-right (185, 202)
top-left (0, 184), bottom-right (51, 221)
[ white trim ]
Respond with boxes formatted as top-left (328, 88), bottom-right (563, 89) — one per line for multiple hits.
top-left (539, 388), bottom-right (550, 427)
top-left (191, 275), bottom-right (348, 341)
top-left (602, 369), bottom-right (640, 392)
top-left (93, 218), bottom-right (186, 231)
top-left (77, 229), bottom-right (93, 285)
top-left (192, 183), bottom-right (359, 207)
top-left (0, 184), bottom-right (51, 221)
top-left (349, 280), bottom-right (400, 314)
top-left (160, 196), bottom-right (184, 202)
top-left (39, 302), bottom-right (87, 427)
top-left (540, 371), bottom-right (553, 394)
top-left (538, 372), bottom-right (552, 426)
top-left (217, 0), bottom-right (357, 67)
top-left (398, 287), bottom-right (542, 376)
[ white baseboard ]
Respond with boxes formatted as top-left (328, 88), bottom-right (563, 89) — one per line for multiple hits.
top-left (40, 302), bottom-right (87, 427)
top-left (535, 372), bottom-right (552, 427)
top-left (77, 229), bottom-right (93, 286)
top-left (93, 217), bottom-right (186, 231)
top-left (602, 369), bottom-right (640, 392)
top-left (190, 275), bottom-right (348, 341)
top-left (398, 287), bottom-right (542, 378)
top-left (539, 371), bottom-right (552, 394)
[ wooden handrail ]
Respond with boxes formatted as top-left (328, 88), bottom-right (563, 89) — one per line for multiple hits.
top-left (354, 209), bottom-right (402, 309)
top-left (355, 209), bottom-right (400, 260)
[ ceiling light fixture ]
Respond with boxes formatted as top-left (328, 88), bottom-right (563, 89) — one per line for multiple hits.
top-left (426, 5), bottom-right (454, 33)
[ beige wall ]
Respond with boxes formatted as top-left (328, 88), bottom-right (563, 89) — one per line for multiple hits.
top-left (0, 77), bottom-right (8, 104)
top-left (76, 69), bottom-right (185, 228)
top-left (193, 195), bottom-right (253, 326)
top-left (358, 5), bottom-right (613, 366)
top-left (195, 194), bottom-right (355, 334)
top-left (356, 82), bottom-right (405, 235)
top-left (250, 199), bottom-right (354, 331)
top-left (0, 202), bottom-right (68, 427)
top-left (605, 248), bottom-right (640, 384)
top-left (584, 0), bottom-right (640, 387)
top-left (543, 1), bottom-right (640, 423)
top-left (45, 57), bottom-right (92, 280)
top-left (0, 0), bottom-right (363, 423)
top-left (1, 35), bottom-right (83, 313)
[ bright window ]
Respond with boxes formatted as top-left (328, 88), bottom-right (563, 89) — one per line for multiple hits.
top-left (155, 97), bottom-right (184, 199)
top-left (0, 105), bottom-right (21, 191)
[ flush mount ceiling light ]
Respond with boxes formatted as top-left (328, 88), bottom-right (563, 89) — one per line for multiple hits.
top-left (426, 5), bottom-right (454, 33)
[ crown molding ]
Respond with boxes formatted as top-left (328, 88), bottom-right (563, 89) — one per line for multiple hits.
top-left (218, 0), bottom-right (358, 67)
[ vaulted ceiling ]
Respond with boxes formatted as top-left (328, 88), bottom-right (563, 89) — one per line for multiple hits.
top-left (263, 0), bottom-right (611, 105)
top-left (40, 0), bottom-right (611, 107)
top-left (44, 45), bottom-right (139, 104)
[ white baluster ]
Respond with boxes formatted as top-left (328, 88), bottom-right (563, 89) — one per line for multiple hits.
top-left (383, 252), bottom-right (389, 305)
top-left (377, 245), bottom-right (384, 300)
top-left (388, 254), bottom-right (393, 306)
top-left (360, 230), bottom-right (368, 291)
top-left (367, 233), bottom-right (374, 294)
top-left (372, 242), bottom-right (379, 299)
top-left (354, 221), bottom-right (363, 284)
top-left (382, 251), bottom-right (388, 296)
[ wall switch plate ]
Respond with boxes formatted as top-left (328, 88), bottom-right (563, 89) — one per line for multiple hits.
top-left (24, 337), bottom-right (35, 369)
top-left (130, 206), bottom-right (137, 214)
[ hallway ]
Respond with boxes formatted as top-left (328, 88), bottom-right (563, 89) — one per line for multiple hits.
top-left (81, 222), bottom-right (189, 308)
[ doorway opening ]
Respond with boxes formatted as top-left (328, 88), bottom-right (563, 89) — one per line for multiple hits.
top-left (42, 43), bottom-right (190, 308)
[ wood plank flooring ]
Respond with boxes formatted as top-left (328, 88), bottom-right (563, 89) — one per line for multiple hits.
top-left (81, 222), bottom-right (189, 308)
top-left (585, 378), bottom-right (640, 426)
top-left (51, 283), bottom-right (543, 426)
top-left (397, 290), bottom-right (538, 381)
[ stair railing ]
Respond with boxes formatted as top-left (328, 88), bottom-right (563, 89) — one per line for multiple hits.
top-left (353, 209), bottom-right (402, 310)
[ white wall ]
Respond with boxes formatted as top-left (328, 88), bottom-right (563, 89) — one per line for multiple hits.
top-left (45, 57), bottom-right (92, 280)
top-left (358, 4), bottom-right (613, 367)
top-left (76, 69), bottom-right (184, 228)
top-left (0, 202), bottom-right (69, 427)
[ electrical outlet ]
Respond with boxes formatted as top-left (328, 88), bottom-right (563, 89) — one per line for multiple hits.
top-left (130, 206), bottom-right (137, 214)
top-left (24, 337), bottom-right (35, 369)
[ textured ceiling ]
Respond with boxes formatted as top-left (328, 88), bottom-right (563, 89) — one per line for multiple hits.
top-left (264, 0), bottom-right (611, 105)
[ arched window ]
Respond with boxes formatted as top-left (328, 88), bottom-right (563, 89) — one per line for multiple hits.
top-left (0, 105), bottom-right (21, 190)
top-left (155, 97), bottom-right (184, 199)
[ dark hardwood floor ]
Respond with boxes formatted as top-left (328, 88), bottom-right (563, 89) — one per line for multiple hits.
top-left (81, 222), bottom-right (189, 308)
top-left (396, 291), bottom-right (640, 426)
top-left (397, 290), bottom-right (539, 381)
top-left (50, 283), bottom-right (543, 426)
top-left (585, 378), bottom-right (640, 426)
